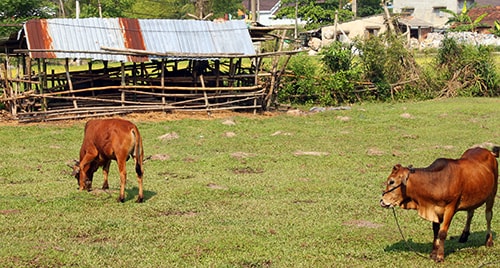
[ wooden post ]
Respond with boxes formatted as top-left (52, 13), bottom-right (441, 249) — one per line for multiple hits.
top-left (229, 58), bottom-right (235, 87)
top-left (334, 11), bottom-right (338, 41)
top-left (65, 58), bottom-right (78, 109)
top-left (199, 74), bottom-right (211, 115)
top-left (382, 0), bottom-right (394, 33)
top-left (266, 30), bottom-right (287, 109)
top-left (161, 59), bottom-right (166, 105)
top-left (42, 59), bottom-right (48, 110)
top-left (215, 60), bottom-right (220, 87)
top-left (121, 62), bottom-right (125, 106)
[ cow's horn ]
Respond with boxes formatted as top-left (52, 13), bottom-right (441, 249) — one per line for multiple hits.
top-left (66, 160), bottom-right (79, 168)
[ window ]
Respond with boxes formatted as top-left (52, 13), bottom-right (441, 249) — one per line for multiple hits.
top-left (364, 27), bottom-right (380, 38)
top-left (401, 7), bottom-right (414, 16)
top-left (433, 6), bottom-right (446, 17)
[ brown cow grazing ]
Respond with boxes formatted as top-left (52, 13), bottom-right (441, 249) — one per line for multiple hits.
top-left (71, 118), bottom-right (144, 203)
top-left (380, 146), bottom-right (499, 262)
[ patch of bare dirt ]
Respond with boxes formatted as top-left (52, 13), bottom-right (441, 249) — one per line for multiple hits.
top-left (0, 209), bottom-right (21, 215)
top-left (293, 151), bottom-right (330, 156)
top-left (149, 154), bottom-right (171, 161)
top-left (158, 132), bottom-right (179, 141)
top-left (0, 110), bottom-right (281, 126)
top-left (207, 183), bottom-right (228, 190)
top-left (366, 148), bottom-right (385, 156)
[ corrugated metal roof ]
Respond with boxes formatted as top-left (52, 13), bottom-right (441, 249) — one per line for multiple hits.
top-left (23, 18), bottom-right (255, 62)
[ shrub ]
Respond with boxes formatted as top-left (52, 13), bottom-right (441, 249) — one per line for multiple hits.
top-left (319, 41), bottom-right (363, 104)
top-left (435, 36), bottom-right (499, 97)
top-left (278, 53), bottom-right (322, 105)
top-left (354, 34), bottom-right (433, 101)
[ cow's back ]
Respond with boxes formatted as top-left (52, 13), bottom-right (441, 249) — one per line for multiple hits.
top-left (81, 119), bottom-right (138, 159)
top-left (455, 147), bottom-right (498, 210)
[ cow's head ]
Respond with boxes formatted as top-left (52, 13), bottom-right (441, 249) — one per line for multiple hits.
top-left (380, 164), bottom-right (411, 208)
top-left (68, 160), bottom-right (93, 191)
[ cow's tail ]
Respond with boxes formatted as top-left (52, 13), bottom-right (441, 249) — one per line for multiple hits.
top-left (493, 146), bottom-right (499, 158)
top-left (132, 127), bottom-right (144, 177)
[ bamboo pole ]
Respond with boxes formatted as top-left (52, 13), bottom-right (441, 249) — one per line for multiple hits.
top-left (65, 58), bottom-right (78, 109)
top-left (120, 62), bottom-right (125, 106)
top-left (160, 59), bottom-right (166, 105)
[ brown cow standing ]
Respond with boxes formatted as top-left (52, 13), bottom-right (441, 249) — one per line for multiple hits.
top-left (380, 146), bottom-right (499, 262)
top-left (71, 118), bottom-right (144, 203)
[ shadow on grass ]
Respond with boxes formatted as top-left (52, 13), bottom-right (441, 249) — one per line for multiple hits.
top-left (125, 186), bottom-right (156, 202)
top-left (385, 231), bottom-right (496, 258)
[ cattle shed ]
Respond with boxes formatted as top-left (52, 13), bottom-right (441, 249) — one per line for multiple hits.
top-left (0, 18), bottom-right (296, 122)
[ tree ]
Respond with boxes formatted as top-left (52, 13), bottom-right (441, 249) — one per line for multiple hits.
top-left (209, 0), bottom-right (244, 19)
top-left (125, 0), bottom-right (192, 19)
top-left (0, 0), bottom-right (57, 38)
top-left (356, 0), bottom-right (383, 17)
top-left (275, 0), bottom-right (352, 30)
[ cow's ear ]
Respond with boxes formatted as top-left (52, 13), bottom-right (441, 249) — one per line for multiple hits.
top-left (402, 168), bottom-right (411, 185)
top-left (393, 164), bottom-right (402, 171)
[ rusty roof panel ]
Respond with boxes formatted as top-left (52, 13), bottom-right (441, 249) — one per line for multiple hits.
top-left (24, 20), bottom-right (56, 58)
top-left (22, 18), bottom-right (255, 62)
top-left (118, 18), bottom-right (148, 62)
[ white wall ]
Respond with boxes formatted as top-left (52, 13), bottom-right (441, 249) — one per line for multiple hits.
top-left (392, 0), bottom-right (474, 28)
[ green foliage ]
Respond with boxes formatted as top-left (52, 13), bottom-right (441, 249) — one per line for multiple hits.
top-left (319, 41), bottom-right (362, 104)
top-left (277, 0), bottom-right (382, 30)
top-left (493, 20), bottom-right (500, 37)
top-left (320, 41), bottom-right (352, 72)
top-left (276, 0), bottom-right (353, 30)
top-left (79, 0), bottom-right (134, 18)
top-left (356, 0), bottom-right (383, 17)
top-left (353, 34), bottom-right (435, 101)
top-left (209, 0), bottom-right (244, 19)
top-left (125, 0), bottom-right (190, 19)
top-left (435, 37), bottom-right (499, 97)
top-left (0, 0), bottom-right (56, 38)
top-left (442, 2), bottom-right (486, 32)
top-left (278, 53), bottom-right (322, 105)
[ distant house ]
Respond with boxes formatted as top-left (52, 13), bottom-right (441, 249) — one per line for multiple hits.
top-left (392, 0), bottom-right (475, 29)
top-left (469, 0), bottom-right (500, 34)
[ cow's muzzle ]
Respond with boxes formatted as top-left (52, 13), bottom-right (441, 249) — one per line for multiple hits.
top-left (380, 199), bottom-right (393, 208)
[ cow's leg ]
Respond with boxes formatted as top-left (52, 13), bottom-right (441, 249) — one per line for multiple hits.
top-left (485, 195), bottom-right (495, 247)
top-left (135, 160), bottom-right (144, 203)
top-left (430, 222), bottom-right (440, 261)
top-left (102, 160), bottom-right (111, 190)
top-left (459, 210), bottom-right (474, 243)
top-left (434, 210), bottom-right (455, 262)
top-left (116, 159), bottom-right (127, 203)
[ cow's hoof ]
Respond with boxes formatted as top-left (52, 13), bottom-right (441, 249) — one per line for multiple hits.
top-left (485, 233), bottom-right (494, 247)
top-left (117, 197), bottom-right (125, 203)
top-left (136, 197), bottom-right (144, 203)
top-left (459, 231), bottom-right (470, 243)
top-left (430, 250), bottom-right (437, 261)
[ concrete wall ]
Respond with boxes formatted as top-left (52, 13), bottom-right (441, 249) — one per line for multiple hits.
top-left (393, 0), bottom-right (474, 28)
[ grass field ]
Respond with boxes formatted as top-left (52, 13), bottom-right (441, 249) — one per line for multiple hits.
top-left (0, 98), bottom-right (499, 267)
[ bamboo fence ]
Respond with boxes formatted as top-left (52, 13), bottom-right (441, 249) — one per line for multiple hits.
top-left (1, 49), bottom-right (298, 122)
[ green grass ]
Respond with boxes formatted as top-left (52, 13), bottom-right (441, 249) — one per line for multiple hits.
top-left (0, 98), bottom-right (499, 267)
